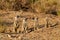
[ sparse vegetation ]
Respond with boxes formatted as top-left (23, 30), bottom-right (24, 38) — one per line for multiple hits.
top-left (0, 0), bottom-right (60, 40)
top-left (0, 0), bottom-right (58, 13)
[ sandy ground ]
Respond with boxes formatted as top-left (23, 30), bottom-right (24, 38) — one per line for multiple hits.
top-left (0, 10), bottom-right (60, 40)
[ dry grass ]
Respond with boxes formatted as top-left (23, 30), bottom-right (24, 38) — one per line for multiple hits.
top-left (0, 0), bottom-right (60, 40)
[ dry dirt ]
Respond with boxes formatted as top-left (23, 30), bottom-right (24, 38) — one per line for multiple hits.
top-left (0, 10), bottom-right (60, 40)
